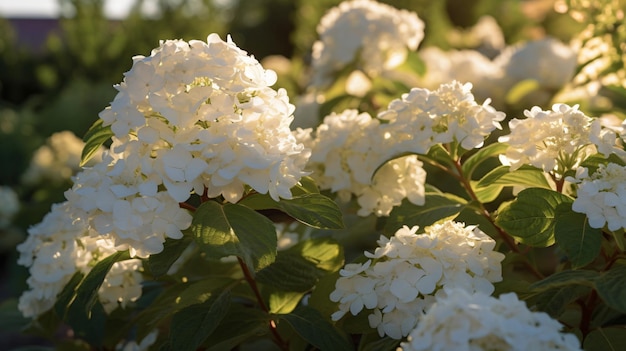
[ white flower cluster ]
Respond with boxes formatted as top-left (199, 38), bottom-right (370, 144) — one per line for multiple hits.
top-left (569, 162), bottom-right (626, 231)
top-left (499, 103), bottom-right (623, 176)
top-left (400, 289), bottom-right (582, 351)
top-left (495, 37), bottom-right (577, 93)
top-left (296, 109), bottom-right (426, 216)
top-left (16, 201), bottom-right (144, 318)
top-left (0, 186), bottom-right (19, 229)
top-left (16, 33), bottom-right (313, 319)
top-left (21, 131), bottom-right (103, 185)
top-left (66, 149), bottom-right (193, 258)
top-left (99, 33), bottom-right (309, 204)
top-left (311, 0), bottom-right (424, 87)
top-left (298, 81), bottom-right (504, 217)
top-left (417, 35), bottom-right (576, 109)
top-left (417, 47), bottom-right (504, 106)
top-left (330, 221), bottom-right (505, 339)
top-left (21, 33), bottom-right (311, 261)
top-left (379, 81), bottom-right (506, 152)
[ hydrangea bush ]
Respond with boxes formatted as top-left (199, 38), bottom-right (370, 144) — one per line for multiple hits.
top-left (9, 0), bottom-right (626, 350)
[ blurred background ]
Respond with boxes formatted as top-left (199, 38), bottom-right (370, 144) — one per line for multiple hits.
top-left (0, 0), bottom-right (582, 347)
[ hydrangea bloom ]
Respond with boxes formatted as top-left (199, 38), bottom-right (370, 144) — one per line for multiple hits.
top-left (21, 131), bottom-right (103, 185)
top-left (16, 201), bottom-right (145, 318)
top-left (311, 0), bottom-right (424, 87)
top-left (66, 149), bottom-right (193, 258)
top-left (499, 103), bottom-right (623, 176)
top-left (296, 109), bottom-right (426, 216)
top-left (98, 33), bottom-right (309, 204)
top-left (0, 186), bottom-right (19, 229)
top-left (378, 81), bottom-right (505, 153)
top-left (417, 48), bottom-right (505, 106)
top-left (330, 221), bottom-right (505, 339)
top-left (495, 37), bottom-right (577, 92)
top-left (400, 289), bottom-right (583, 351)
top-left (569, 163), bottom-right (626, 231)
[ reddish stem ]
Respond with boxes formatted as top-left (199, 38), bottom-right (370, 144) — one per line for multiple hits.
top-left (237, 257), bottom-right (289, 350)
top-left (450, 158), bottom-right (545, 280)
top-left (578, 290), bottom-right (598, 339)
top-left (179, 202), bottom-right (197, 212)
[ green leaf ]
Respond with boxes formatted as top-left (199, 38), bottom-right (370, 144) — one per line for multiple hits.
top-left (204, 305), bottom-right (269, 351)
top-left (529, 270), bottom-right (598, 291)
top-left (384, 193), bottom-right (466, 234)
top-left (168, 289), bottom-right (231, 351)
top-left (554, 207), bottom-right (602, 269)
top-left (256, 252), bottom-right (325, 292)
top-left (472, 165), bottom-right (551, 203)
top-left (55, 252), bottom-right (129, 317)
top-left (54, 251), bottom-right (130, 346)
top-left (584, 327), bottom-right (626, 351)
top-left (580, 153), bottom-right (626, 174)
top-left (80, 119), bottom-right (113, 166)
top-left (505, 79), bottom-right (541, 105)
top-left (278, 305), bottom-right (353, 351)
top-left (526, 285), bottom-right (591, 318)
top-left (423, 143), bottom-right (455, 168)
top-left (239, 193), bottom-right (344, 229)
top-left (495, 188), bottom-right (573, 247)
top-left (461, 142), bottom-right (509, 178)
top-left (134, 278), bottom-right (236, 341)
top-left (147, 236), bottom-right (193, 278)
top-left (297, 237), bottom-right (344, 273)
top-left (54, 272), bottom-right (84, 320)
top-left (307, 271), bottom-right (342, 323)
top-left (471, 181), bottom-right (505, 203)
top-left (594, 264), bottom-right (626, 313)
top-left (291, 176), bottom-right (320, 196)
top-left (358, 333), bottom-right (401, 351)
top-left (75, 251), bottom-right (131, 316)
top-left (268, 290), bottom-right (305, 314)
top-left (192, 201), bottom-right (277, 272)
top-left (256, 238), bottom-right (343, 292)
top-left (476, 165), bottom-right (552, 189)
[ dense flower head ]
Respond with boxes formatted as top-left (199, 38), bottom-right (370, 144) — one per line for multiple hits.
top-left (378, 81), bottom-right (506, 153)
top-left (0, 186), bottom-right (19, 229)
top-left (16, 201), bottom-right (145, 318)
top-left (98, 33), bottom-right (309, 204)
top-left (495, 37), bottom-right (577, 91)
top-left (569, 162), bottom-right (626, 231)
top-left (311, 0), bottom-right (424, 87)
top-left (400, 289), bottom-right (583, 351)
top-left (66, 149), bottom-right (193, 258)
top-left (329, 221), bottom-right (505, 339)
top-left (417, 48), bottom-right (505, 106)
top-left (21, 131), bottom-right (103, 186)
top-left (499, 103), bottom-right (623, 176)
top-left (296, 109), bottom-right (426, 216)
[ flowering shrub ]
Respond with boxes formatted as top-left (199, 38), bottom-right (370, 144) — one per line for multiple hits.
top-left (8, 0), bottom-right (626, 350)
top-left (400, 289), bottom-right (583, 351)
top-left (330, 222), bottom-right (504, 339)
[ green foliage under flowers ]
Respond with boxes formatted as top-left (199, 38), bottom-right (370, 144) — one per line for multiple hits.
top-left (2, 0), bottom-right (626, 351)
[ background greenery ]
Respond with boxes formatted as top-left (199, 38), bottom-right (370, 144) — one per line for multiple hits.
top-left (0, 0), bottom-right (584, 348)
